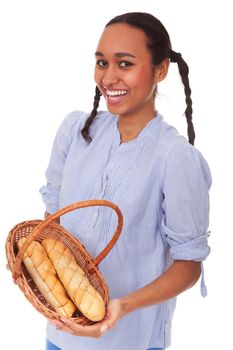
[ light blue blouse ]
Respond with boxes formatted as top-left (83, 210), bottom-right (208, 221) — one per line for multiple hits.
top-left (40, 110), bottom-right (211, 350)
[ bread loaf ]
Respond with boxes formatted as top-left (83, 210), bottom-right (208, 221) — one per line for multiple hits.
top-left (42, 237), bottom-right (105, 322)
top-left (17, 237), bottom-right (76, 317)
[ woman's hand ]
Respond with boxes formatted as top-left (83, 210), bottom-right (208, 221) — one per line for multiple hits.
top-left (50, 298), bottom-right (125, 338)
top-left (100, 298), bottom-right (126, 330)
top-left (51, 316), bottom-right (108, 338)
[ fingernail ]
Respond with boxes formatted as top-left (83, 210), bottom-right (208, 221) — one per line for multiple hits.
top-left (100, 324), bottom-right (108, 333)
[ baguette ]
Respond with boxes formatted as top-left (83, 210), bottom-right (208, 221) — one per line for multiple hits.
top-left (42, 237), bottom-right (106, 322)
top-left (17, 237), bottom-right (76, 317)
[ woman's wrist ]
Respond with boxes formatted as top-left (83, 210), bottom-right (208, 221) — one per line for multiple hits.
top-left (120, 294), bottom-right (136, 316)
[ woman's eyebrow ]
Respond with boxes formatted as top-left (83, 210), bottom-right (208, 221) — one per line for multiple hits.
top-left (95, 51), bottom-right (136, 58)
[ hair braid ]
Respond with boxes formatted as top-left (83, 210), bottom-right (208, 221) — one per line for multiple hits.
top-left (81, 86), bottom-right (102, 143)
top-left (168, 50), bottom-right (195, 145)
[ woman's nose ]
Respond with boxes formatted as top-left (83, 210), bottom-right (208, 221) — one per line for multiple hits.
top-left (102, 66), bottom-right (119, 87)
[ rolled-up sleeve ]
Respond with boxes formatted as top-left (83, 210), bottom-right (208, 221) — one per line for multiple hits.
top-left (39, 111), bottom-right (84, 214)
top-left (161, 140), bottom-right (212, 265)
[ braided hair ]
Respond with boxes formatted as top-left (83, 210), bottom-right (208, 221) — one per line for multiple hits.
top-left (81, 86), bottom-right (102, 142)
top-left (168, 50), bottom-right (195, 145)
top-left (81, 12), bottom-right (195, 145)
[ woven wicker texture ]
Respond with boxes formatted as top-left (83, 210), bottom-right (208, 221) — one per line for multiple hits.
top-left (5, 200), bottom-right (123, 325)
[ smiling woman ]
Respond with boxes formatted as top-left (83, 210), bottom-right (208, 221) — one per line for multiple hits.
top-left (38, 11), bottom-right (211, 350)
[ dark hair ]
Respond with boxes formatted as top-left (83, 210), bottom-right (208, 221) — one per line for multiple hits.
top-left (81, 12), bottom-right (195, 145)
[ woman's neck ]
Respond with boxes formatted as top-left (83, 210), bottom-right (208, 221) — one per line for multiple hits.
top-left (117, 107), bottom-right (157, 143)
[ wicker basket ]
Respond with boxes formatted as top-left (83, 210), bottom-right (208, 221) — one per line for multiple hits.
top-left (5, 199), bottom-right (123, 325)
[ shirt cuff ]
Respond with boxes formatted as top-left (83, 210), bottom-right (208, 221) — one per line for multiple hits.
top-left (168, 234), bottom-right (211, 262)
top-left (39, 184), bottom-right (60, 214)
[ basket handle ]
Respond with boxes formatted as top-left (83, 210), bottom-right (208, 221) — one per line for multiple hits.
top-left (14, 199), bottom-right (123, 279)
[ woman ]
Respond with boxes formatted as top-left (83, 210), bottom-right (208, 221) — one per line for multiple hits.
top-left (40, 12), bottom-right (211, 350)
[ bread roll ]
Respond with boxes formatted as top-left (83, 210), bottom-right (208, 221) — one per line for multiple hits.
top-left (17, 237), bottom-right (76, 317)
top-left (42, 237), bottom-right (105, 322)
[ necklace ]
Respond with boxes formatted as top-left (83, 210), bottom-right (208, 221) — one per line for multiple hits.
top-left (120, 132), bottom-right (141, 143)
top-left (118, 112), bottom-right (157, 144)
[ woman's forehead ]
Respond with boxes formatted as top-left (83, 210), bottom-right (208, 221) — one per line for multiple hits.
top-left (96, 23), bottom-right (149, 56)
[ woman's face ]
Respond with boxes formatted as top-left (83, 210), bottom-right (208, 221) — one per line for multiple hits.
top-left (94, 23), bottom-right (165, 118)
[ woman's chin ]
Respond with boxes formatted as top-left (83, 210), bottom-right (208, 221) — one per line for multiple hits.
top-left (106, 105), bottom-right (126, 116)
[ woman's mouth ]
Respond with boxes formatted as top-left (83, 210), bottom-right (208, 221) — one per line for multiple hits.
top-left (105, 89), bottom-right (128, 105)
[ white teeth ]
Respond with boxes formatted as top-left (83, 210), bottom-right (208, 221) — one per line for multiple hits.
top-left (106, 89), bottom-right (128, 96)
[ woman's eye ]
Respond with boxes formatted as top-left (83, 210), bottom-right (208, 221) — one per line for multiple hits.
top-left (96, 60), bottom-right (133, 68)
top-left (96, 60), bottom-right (107, 67)
top-left (119, 61), bottom-right (133, 68)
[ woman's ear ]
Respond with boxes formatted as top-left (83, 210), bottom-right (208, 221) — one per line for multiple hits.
top-left (153, 58), bottom-right (170, 83)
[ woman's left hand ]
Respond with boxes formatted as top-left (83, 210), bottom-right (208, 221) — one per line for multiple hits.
top-left (51, 298), bottom-right (125, 338)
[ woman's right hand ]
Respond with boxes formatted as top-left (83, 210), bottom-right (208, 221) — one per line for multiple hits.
top-left (49, 315), bottom-right (110, 339)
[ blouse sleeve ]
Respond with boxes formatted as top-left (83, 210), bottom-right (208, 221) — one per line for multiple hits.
top-left (160, 140), bottom-right (212, 295)
top-left (39, 111), bottom-right (85, 214)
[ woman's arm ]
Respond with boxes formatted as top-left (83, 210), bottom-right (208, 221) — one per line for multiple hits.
top-left (98, 260), bottom-right (201, 332)
top-left (120, 260), bottom-right (201, 316)
top-left (56, 259), bottom-right (201, 337)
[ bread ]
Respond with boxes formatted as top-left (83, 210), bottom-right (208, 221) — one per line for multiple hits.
top-left (42, 237), bottom-right (106, 322)
top-left (17, 237), bottom-right (76, 317)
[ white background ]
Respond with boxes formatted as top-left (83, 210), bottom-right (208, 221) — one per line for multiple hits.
top-left (0, 1), bottom-right (232, 349)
